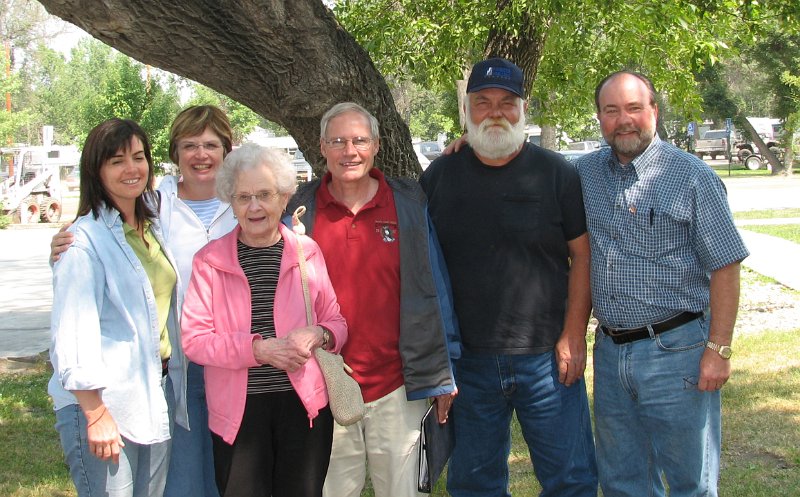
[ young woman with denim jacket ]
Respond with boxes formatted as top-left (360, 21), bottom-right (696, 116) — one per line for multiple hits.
top-left (49, 118), bottom-right (180, 497)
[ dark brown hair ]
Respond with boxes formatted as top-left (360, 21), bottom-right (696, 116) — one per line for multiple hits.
top-left (168, 105), bottom-right (233, 164)
top-left (77, 118), bottom-right (156, 226)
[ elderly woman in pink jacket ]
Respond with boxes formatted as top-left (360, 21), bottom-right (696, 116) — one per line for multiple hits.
top-left (181, 143), bottom-right (347, 497)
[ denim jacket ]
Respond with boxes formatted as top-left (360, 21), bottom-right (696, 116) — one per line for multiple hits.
top-left (48, 202), bottom-right (182, 444)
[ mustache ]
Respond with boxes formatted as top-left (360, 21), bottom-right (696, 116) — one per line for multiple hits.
top-left (480, 118), bottom-right (513, 132)
top-left (614, 126), bottom-right (640, 135)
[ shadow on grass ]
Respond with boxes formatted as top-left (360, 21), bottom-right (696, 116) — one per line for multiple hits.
top-left (0, 369), bottom-right (75, 496)
top-left (722, 363), bottom-right (799, 497)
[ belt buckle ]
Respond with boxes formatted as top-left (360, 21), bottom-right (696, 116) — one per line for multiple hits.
top-left (604, 326), bottom-right (635, 337)
top-left (601, 324), bottom-right (648, 345)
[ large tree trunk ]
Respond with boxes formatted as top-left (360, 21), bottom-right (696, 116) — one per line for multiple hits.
top-left (483, 1), bottom-right (553, 147)
top-left (484, 2), bottom-right (550, 93)
top-left (37, 0), bottom-right (420, 177)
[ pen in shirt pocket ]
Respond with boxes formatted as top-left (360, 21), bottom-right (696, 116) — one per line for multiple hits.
top-left (649, 208), bottom-right (654, 226)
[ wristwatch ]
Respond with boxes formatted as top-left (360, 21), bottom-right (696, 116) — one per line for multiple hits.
top-left (706, 340), bottom-right (733, 359)
top-left (320, 327), bottom-right (332, 350)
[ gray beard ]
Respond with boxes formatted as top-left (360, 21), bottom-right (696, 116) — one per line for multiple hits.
top-left (466, 117), bottom-right (527, 160)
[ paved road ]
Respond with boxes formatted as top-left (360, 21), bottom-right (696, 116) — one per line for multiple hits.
top-left (0, 226), bottom-right (59, 359)
top-left (721, 175), bottom-right (800, 212)
top-left (1, 176), bottom-right (798, 361)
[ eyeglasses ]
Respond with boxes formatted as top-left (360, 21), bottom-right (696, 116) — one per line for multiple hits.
top-left (179, 141), bottom-right (223, 154)
top-left (324, 136), bottom-right (373, 150)
top-left (231, 191), bottom-right (280, 206)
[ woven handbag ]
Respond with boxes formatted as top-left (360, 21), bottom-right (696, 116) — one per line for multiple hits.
top-left (293, 206), bottom-right (366, 426)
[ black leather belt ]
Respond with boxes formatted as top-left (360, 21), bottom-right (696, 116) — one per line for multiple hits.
top-left (600, 312), bottom-right (703, 345)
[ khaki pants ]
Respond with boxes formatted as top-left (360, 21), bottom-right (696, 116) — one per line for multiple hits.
top-left (323, 385), bottom-right (428, 497)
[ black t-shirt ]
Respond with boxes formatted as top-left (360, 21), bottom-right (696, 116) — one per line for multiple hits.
top-left (420, 143), bottom-right (586, 354)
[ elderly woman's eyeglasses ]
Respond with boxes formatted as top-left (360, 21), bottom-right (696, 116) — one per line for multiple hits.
top-left (231, 191), bottom-right (280, 206)
top-left (324, 137), bottom-right (373, 150)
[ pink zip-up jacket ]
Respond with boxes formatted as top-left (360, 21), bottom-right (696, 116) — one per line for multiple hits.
top-left (181, 223), bottom-right (347, 444)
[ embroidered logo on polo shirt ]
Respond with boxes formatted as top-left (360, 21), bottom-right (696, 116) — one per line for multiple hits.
top-left (375, 221), bottom-right (398, 242)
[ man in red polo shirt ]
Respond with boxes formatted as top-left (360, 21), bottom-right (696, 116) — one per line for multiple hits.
top-left (287, 102), bottom-right (460, 497)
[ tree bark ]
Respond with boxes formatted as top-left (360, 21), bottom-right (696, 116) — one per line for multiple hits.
top-left (539, 125), bottom-right (558, 150)
top-left (484, 1), bottom-right (550, 93)
top-left (37, 0), bottom-right (421, 177)
top-left (483, 1), bottom-right (553, 148)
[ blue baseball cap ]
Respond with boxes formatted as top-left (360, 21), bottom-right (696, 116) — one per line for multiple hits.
top-left (467, 58), bottom-right (525, 98)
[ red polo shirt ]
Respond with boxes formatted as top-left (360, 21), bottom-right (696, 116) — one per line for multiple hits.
top-left (313, 169), bottom-right (403, 402)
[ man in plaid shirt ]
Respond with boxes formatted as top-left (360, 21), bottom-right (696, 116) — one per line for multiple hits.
top-left (576, 71), bottom-right (749, 497)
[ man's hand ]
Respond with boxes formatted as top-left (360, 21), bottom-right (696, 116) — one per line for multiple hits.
top-left (699, 261), bottom-right (738, 391)
top-left (442, 134), bottom-right (469, 155)
top-left (433, 388), bottom-right (457, 424)
top-left (555, 330), bottom-right (587, 387)
top-left (50, 223), bottom-right (74, 264)
top-left (697, 348), bottom-right (731, 391)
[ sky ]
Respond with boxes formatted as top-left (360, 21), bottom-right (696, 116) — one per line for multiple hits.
top-left (45, 19), bottom-right (89, 58)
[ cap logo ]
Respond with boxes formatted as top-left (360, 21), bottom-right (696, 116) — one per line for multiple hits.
top-left (467, 58), bottom-right (524, 97)
top-left (486, 67), bottom-right (512, 80)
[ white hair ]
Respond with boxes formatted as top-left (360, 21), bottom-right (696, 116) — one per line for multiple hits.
top-left (215, 143), bottom-right (297, 201)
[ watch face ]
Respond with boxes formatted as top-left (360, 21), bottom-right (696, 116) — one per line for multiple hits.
top-left (719, 346), bottom-right (732, 359)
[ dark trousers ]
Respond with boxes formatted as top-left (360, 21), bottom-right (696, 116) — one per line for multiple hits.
top-left (212, 391), bottom-right (334, 497)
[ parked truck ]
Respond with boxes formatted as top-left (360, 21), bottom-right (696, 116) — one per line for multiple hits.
top-left (1, 145), bottom-right (79, 224)
top-left (694, 129), bottom-right (731, 160)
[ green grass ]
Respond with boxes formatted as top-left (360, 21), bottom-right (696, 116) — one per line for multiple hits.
top-left (0, 362), bottom-right (74, 497)
top-left (741, 224), bottom-right (800, 244)
top-left (733, 208), bottom-right (800, 220)
top-left (711, 164), bottom-right (772, 178)
top-left (721, 329), bottom-right (800, 496)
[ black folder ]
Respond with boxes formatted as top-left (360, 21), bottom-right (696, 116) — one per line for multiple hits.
top-left (417, 403), bottom-right (455, 493)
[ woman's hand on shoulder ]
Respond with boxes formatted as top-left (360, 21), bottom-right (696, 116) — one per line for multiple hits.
top-left (50, 223), bottom-right (74, 264)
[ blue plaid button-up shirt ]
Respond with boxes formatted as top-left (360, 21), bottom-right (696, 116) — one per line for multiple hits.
top-left (575, 137), bottom-right (749, 329)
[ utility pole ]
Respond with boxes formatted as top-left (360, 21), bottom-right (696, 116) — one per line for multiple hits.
top-left (4, 40), bottom-right (10, 114)
top-left (4, 39), bottom-right (14, 177)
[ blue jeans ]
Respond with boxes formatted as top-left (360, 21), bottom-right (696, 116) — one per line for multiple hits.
top-left (164, 362), bottom-right (220, 497)
top-left (593, 314), bottom-right (721, 497)
top-left (55, 377), bottom-right (171, 497)
top-left (447, 351), bottom-right (597, 497)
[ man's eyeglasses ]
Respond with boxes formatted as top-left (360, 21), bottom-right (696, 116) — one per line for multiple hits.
top-left (324, 137), bottom-right (373, 151)
top-left (231, 191), bottom-right (280, 206)
top-left (179, 141), bottom-right (223, 154)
